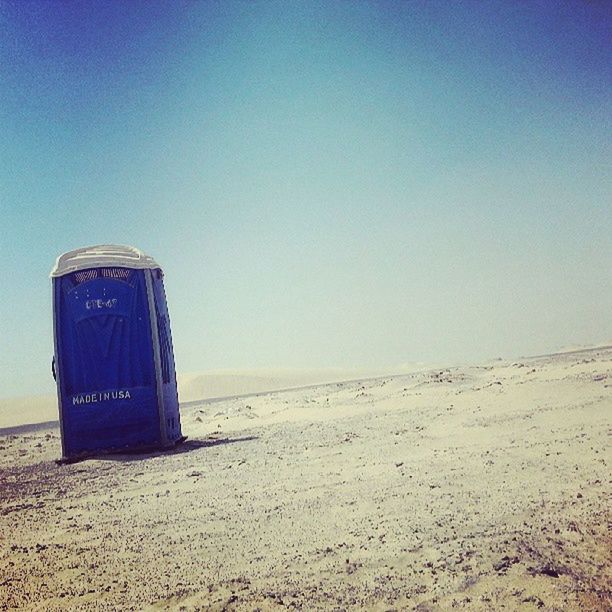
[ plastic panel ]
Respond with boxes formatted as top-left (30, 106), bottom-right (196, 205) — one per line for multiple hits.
top-left (54, 268), bottom-right (161, 457)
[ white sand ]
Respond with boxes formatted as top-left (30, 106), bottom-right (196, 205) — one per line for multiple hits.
top-left (0, 395), bottom-right (58, 429)
top-left (0, 367), bottom-right (418, 429)
top-left (177, 366), bottom-right (425, 403)
top-left (0, 347), bottom-right (610, 609)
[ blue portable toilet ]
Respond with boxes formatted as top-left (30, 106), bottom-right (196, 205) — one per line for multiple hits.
top-left (51, 245), bottom-right (183, 459)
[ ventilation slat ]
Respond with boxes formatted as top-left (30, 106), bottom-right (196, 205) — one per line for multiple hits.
top-left (101, 268), bottom-right (131, 280)
top-left (74, 269), bottom-right (98, 284)
top-left (72, 268), bottom-right (132, 286)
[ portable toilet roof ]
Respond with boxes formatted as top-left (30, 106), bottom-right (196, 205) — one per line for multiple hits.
top-left (50, 244), bottom-right (160, 277)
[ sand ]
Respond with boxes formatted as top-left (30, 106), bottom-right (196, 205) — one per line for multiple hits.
top-left (0, 367), bottom-right (417, 429)
top-left (0, 347), bottom-right (610, 610)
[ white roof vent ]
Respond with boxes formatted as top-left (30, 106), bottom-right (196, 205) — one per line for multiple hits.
top-left (50, 244), bottom-right (160, 277)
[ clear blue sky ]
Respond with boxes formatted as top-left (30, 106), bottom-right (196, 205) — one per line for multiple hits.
top-left (1, 1), bottom-right (610, 398)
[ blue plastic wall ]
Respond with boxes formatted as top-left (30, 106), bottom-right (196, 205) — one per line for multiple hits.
top-left (54, 266), bottom-right (179, 457)
top-left (151, 269), bottom-right (182, 443)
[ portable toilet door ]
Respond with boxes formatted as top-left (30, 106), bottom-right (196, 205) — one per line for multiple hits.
top-left (51, 245), bottom-right (183, 459)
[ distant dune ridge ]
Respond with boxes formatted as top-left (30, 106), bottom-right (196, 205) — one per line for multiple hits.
top-left (0, 366), bottom-right (425, 429)
top-left (176, 366), bottom-right (431, 403)
top-left (1, 347), bottom-right (608, 429)
top-left (0, 395), bottom-right (58, 430)
top-left (1, 345), bottom-right (610, 609)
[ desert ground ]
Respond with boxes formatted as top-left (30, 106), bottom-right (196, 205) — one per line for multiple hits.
top-left (0, 347), bottom-right (610, 610)
top-left (0, 367), bottom-right (409, 430)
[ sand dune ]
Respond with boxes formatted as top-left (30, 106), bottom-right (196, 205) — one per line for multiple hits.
top-left (0, 367), bottom-right (419, 429)
top-left (0, 395), bottom-right (57, 430)
top-left (176, 367), bottom-right (418, 404)
top-left (0, 347), bottom-right (610, 609)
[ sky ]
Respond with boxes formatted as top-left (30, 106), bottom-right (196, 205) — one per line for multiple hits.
top-left (0, 0), bottom-right (610, 399)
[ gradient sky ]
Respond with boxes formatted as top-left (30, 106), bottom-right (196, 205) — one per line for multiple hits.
top-left (1, 1), bottom-right (610, 399)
